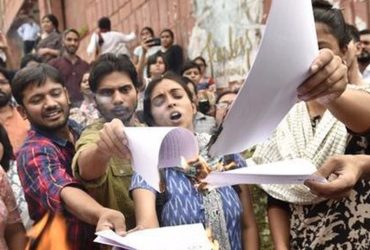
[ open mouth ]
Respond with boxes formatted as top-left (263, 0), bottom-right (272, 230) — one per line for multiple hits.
top-left (170, 111), bottom-right (182, 121)
top-left (43, 109), bottom-right (62, 119)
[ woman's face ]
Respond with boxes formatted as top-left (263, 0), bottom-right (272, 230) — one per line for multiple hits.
top-left (149, 79), bottom-right (196, 131)
top-left (315, 22), bottom-right (347, 58)
top-left (160, 31), bottom-right (174, 49)
top-left (41, 17), bottom-right (54, 33)
top-left (140, 29), bottom-right (153, 41)
top-left (149, 57), bottom-right (166, 78)
top-left (194, 59), bottom-right (206, 75)
top-left (183, 67), bottom-right (201, 84)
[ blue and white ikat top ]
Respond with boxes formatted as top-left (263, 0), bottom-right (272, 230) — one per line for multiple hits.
top-left (130, 133), bottom-right (246, 250)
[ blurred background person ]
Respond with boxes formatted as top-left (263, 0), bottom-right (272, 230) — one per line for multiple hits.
top-left (35, 14), bottom-right (62, 62)
top-left (87, 16), bottom-right (136, 59)
top-left (17, 14), bottom-right (40, 55)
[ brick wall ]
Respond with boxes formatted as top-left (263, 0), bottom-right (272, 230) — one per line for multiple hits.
top-left (63, 0), bottom-right (195, 62)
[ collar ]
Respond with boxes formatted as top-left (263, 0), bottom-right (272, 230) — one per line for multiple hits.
top-left (31, 119), bottom-right (82, 147)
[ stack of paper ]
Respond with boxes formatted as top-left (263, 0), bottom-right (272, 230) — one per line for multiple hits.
top-left (94, 224), bottom-right (212, 250)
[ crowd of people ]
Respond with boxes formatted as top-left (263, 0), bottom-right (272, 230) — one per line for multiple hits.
top-left (0, 0), bottom-right (370, 249)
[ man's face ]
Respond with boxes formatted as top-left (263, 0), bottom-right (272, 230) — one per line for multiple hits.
top-left (20, 79), bottom-right (70, 132)
top-left (94, 71), bottom-right (138, 124)
top-left (63, 31), bottom-right (79, 55)
top-left (0, 73), bottom-right (11, 107)
top-left (360, 33), bottom-right (370, 54)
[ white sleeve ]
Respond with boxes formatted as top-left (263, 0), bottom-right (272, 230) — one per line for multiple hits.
top-left (17, 25), bottom-right (24, 38)
top-left (87, 33), bottom-right (98, 55)
top-left (119, 31), bottom-right (136, 42)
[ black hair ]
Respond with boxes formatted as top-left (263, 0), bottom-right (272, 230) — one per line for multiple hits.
top-left (98, 17), bottom-right (111, 31)
top-left (180, 61), bottom-right (201, 76)
top-left (160, 29), bottom-right (174, 39)
top-left (146, 53), bottom-right (168, 78)
top-left (216, 90), bottom-right (238, 104)
top-left (346, 24), bottom-right (360, 43)
top-left (0, 67), bottom-right (14, 82)
top-left (182, 76), bottom-right (197, 96)
top-left (0, 124), bottom-right (13, 172)
top-left (42, 14), bottom-right (59, 32)
top-left (359, 29), bottom-right (370, 36)
top-left (89, 53), bottom-right (140, 92)
top-left (143, 72), bottom-right (193, 126)
top-left (193, 56), bottom-right (207, 67)
top-left (141, 26), bottom-right (154, 37)
top-left (63, 28), bottom-right (80, 39)
top-left (11, 63), bottom-right (65, 105)
top-left (312, 0), bottom-right (350, 49)
top-left (20, 54), bottom-right (42, 69)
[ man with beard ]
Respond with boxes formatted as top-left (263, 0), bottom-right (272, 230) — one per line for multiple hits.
top-left (49, 28), bottom-right (89, 107)
top-left (358, 29), bottom-right (370, 83)
top-left (72, 54), bottom-right (140, 231)
top-left (0, 67), bottom-right (29, 152)
top-left (12, 64), bottom-right (127, 250)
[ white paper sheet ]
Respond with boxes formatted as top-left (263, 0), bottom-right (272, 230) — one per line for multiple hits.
top-left (209, 0), bottom-right (318, 156)
top-left (124, 127), bottom-right (198, 191)
top-left (94, 224), bottom-right (212, 250)
top-left (204, 159), bottom-right (326, 187)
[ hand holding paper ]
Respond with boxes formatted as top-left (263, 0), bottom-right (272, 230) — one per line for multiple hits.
top-left (123, 127), bottom-right (198, 191)
top-left (204, 159), bottom-right (327, 188)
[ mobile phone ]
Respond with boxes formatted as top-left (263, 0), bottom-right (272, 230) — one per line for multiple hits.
top-left (146, 38), bottom-right (161, 47)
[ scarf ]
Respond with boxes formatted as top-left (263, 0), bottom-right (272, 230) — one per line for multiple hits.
top-left (253, 101), bottom-right (348, 204)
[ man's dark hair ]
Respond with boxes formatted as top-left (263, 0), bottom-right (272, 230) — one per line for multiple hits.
top-left (0, 67), bottom-right (14, 82)
top-left (63, 28), bottom-right (80, 39)
top-left (180, 61), bottom-right (201, 76)
top-left (346, 24), bottom-right (360, 43)
top-left (0, 124), bottom-right (13, 172)
top-left (312, 0), bottom-right (350, 49)
top-left (20, 54), bottom-right (42, 69)
top-left (359, 29), bottom-right (370, 36)
top-left (89, 53), bottom-right (140, 92)
top-left (98, 17), bottom-right (111, 31)
top-left (11, 64), bottom-right (65, 105)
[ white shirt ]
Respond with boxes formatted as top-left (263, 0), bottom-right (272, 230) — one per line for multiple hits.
top-left (87, 31), bottom-right (136, 56)
top-left (362, 64), bottom-right (370, 85)
top-left (17, 22), bottom-right (40, 41)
